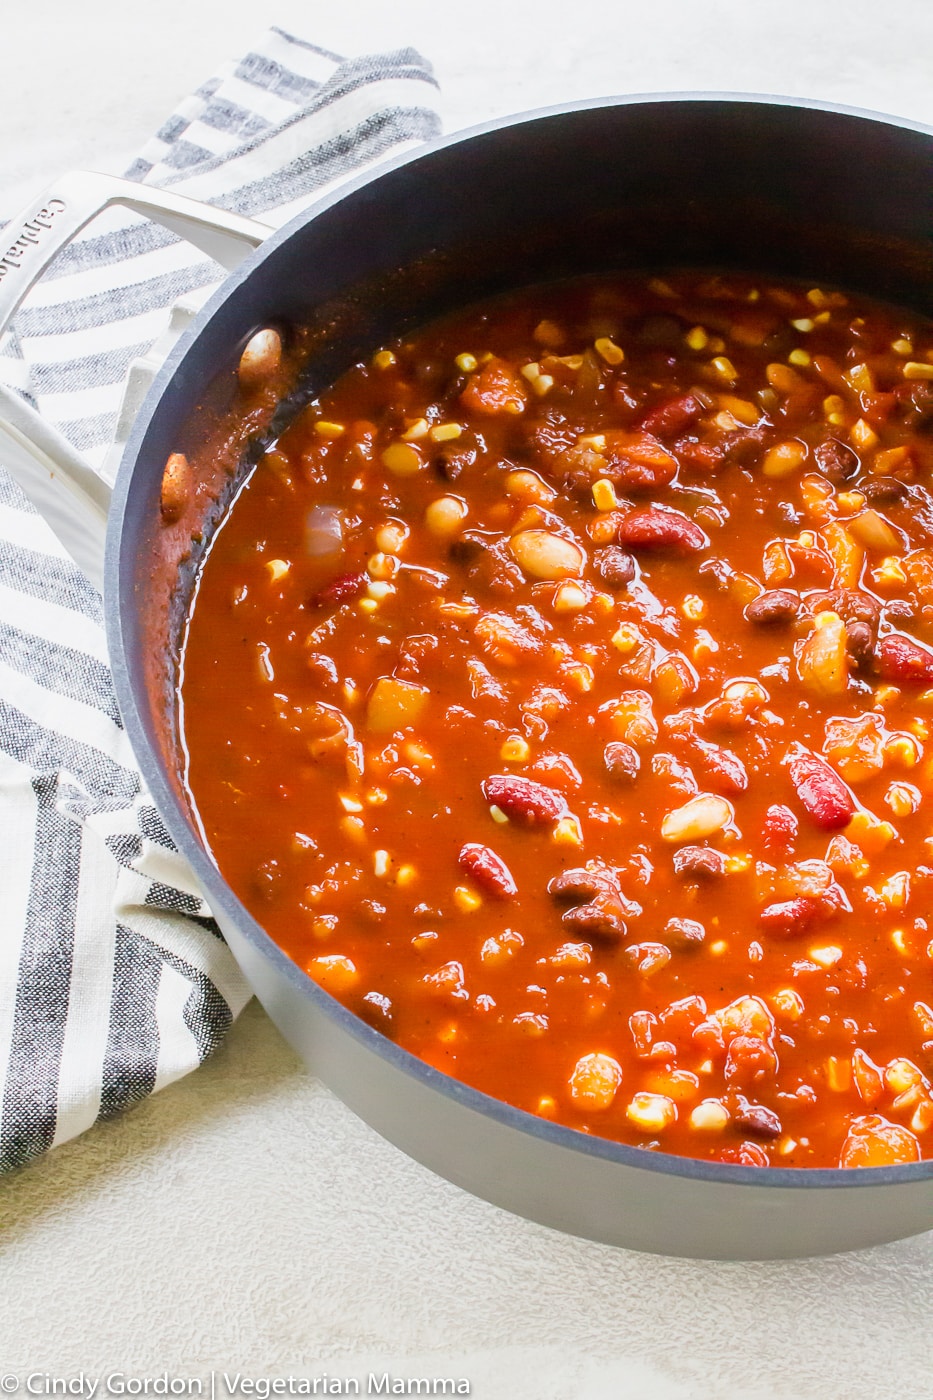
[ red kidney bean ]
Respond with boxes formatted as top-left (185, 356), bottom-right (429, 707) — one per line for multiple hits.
top-left (787, 750), bottom-right (856, 830)
top-left (458, 843), bottom-right (517, 898)
top-left (616, 508), bottom-right (708, 553)
top-left (308, 571), bottom-right (367, 609)
top-left (638, 393), bottom-right (703, 438)
top-left (482, 774), bottom-right (568, 825)
top-left (877, 633), bottom-right (933, 684)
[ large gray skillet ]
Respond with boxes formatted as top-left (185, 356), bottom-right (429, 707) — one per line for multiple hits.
top-left (3, 95), bottom-right (933, 1258)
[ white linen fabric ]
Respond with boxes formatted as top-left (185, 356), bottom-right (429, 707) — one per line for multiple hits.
top-left (0, 27), bottom-right (441, 1170)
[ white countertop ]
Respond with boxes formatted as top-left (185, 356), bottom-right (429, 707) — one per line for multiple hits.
top-left (3, 3), bottom-right (933, 1394)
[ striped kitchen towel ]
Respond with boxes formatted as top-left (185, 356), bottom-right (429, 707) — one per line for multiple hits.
top-left (0, 28), bottom-right (442, 1171)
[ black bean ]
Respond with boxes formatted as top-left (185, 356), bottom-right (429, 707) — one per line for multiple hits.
top-left (437, 445), bottom-right (476, 480)
top-left (844, 619), bottom-right (875, 666)
top-left (672, 846), bottom-right (726, 879)
top-left (814, 437), bottom-right (858, 483)
top-left (734, 1103), bottom-right (782, 1138)
top-left (594, 546), bottom-right (636, 589)
top-left (664, 916), bottom-right (706, 950)
top-left (744, 590), bottom-right (800, 625)
top-left (860, 476), bottom-right (907, 504)
top-left (604, 740), bottom-right (641, 782)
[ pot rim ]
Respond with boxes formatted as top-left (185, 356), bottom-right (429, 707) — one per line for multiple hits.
top-left (108, 89), bottom-right (933, 1194)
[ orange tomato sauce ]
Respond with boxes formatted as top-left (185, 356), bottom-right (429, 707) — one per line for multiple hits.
top-left (180, 271), bottom-right (933, 1168)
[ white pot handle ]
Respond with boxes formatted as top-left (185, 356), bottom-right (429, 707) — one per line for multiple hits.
top-left (0, 170), bottom-right (271, 589)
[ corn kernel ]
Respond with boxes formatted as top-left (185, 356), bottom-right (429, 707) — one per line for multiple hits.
top-left (339, 793), bottom-right (364, 813)
top-left (453, 885), bottom-right (482, 913)
top-left (592, 478), bottom-right (618, 512)
top-left (501, 736), bottom-right (531, 763)
top-left (455, 352), bottom-right (478, 372)
top-left (685, 325), bottom-right (709, 350)
top-left (396, 864), bottom-right (417, 888)
top-left (489, 804), bottom-right (509, 824)
top-left (366, 580), bottom-right (394, 601)
top-left (536, 1094), bottom-right (558, 1118)
top-left (265, 558), bottom-right (290, 583)
top-left (891, 928), bottom-right (910, 955)
top-left (314, 420), bottom-right (345, 439)
top-left (788, 349), bottom-right (811, 366)
top-left (358, 597), bottom-right (378, 614)
top-left (372, 349), bottom-right (396, 370)
top-left (891, 338), bottom-right (913, 356)
top-left (791, 317), bottom-right (815, 332)
top-left (553, 815), bottom-right (584, 847)
top-left (430, 421), bottom-right (463, 442)
top-left (904, 361), bottom-right (933, 381)
top-left (626, 1092), bottom-right (677, 1133)
top-left (594, 336), bottom-right (625, 365)
top-left (709, 355), bottom-right (737, 384)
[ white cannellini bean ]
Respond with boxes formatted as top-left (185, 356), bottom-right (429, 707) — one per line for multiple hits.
top-left (660, 793), bottom-right (734, 843)
top-left (509, 529), bottom-right (585, 580)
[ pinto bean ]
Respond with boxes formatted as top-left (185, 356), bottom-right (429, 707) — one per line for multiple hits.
top-left (663, 916), bottom-right (706, 950)
top-left (604, 741), bottom-right (641, 782)
top-left (672, 845), bottom-right (726, 879)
